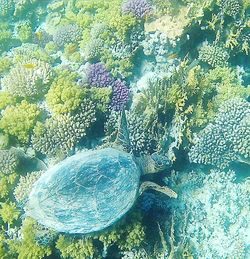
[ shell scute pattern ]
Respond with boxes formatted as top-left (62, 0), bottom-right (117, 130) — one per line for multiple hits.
top-left (26, 148), bottom-right (140, 234)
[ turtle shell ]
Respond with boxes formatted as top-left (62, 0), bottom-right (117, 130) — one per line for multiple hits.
top-left (25, 148), bottom-right (140, 234)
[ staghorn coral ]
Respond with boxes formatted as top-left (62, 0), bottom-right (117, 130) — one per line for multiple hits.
top-left (0, 101), bottom-right (41, 143)
top-left (189, 98), bottom-right (250, 168)
top-left (121, 0), bottom-right (153, 18)
top-left (53, 24), bottom-right (82, 47)
top-left (32, 99), bottom-right (96, 157)
top-left (1, 59), bottom-right (53, 98)
top-left (166, 168), bottom-right (250, 258)
top-left (198, 43), bottom-right (229, 68)
top-left (0, 149), bottom-right (19, 175)
top-left (14, 171), bottom-right (43, 204)
top-left (110, 79), bottom-right (130, 111)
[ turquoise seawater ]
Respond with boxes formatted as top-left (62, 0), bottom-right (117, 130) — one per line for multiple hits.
top-left (0, 0), bottom-right (249, 258)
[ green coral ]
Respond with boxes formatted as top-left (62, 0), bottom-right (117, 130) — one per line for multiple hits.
top-left (0, 101), bottom-right (41, 143)
top-left (0, 92), bottom-right (16, 110)
top-left (15, 21), bottom-right (33, 43)
top-left (56, 235), bottom-right (96, 259)
top-left (46, 78), bottom-right (84, 114)
top-left (11, 218), bottom-right (52, 259)
top-left (0, 202), bottom-right (20, 225)
top-left (0, 173), bottom-right (18, 198)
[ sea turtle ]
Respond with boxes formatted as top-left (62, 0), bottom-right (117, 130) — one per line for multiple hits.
top-left (25, 111), bottom-right (177, 234)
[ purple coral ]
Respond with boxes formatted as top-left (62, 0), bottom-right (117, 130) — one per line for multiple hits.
top-left (121, 0), bottom-right (153, 18)
top-left (111, 79), bottom-right (130, 111)
top-left (87, 63), bottom-right (113, 87)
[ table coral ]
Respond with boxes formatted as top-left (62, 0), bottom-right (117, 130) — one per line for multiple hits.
top-left (189, 97), bottom-right (250, 168)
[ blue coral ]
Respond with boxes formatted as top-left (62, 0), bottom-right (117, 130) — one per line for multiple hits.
top-left (110, 79), bottom-right (130, 111)
top-left (87, 62), bottom-right (114, 88)
top-left (121, 0), bottom-right (153, 18)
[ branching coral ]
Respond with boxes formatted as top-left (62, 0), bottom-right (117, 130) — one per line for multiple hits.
top-left (0, 202), bottom-right (20, 225)
top-left (1, 59), bottom-right (53, 98)
top-left (189, 97), bottom-right (250, 168)
top-left (0, 149), bottom-right (19, 175)
top-left (14, 171), bottom-right (43, 204)
top-left (198, 43), bottom-right (229, 68)
top-left (220, 0), bottom-right (242, 17)
top-left (32, 99), bottom-right (96, 157)
top-left (0, 101), bottom-right (41, 143)
top-left (87, 62), bottom-right (113, 87)
top-left (121, 0), bottom-right (153, 18)
top-left (110, 79), bottom-right (130, 111)
top-left (0, 0), bottom-right (14, 17)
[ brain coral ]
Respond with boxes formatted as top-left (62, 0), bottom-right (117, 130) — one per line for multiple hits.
top-left (1, 59), bottom-right (53, 98)
top-left (189, 97), bottom-right (250, 168)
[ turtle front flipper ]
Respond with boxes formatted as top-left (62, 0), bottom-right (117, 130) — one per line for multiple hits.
top-left (139, 181), bottom-right (177, 198)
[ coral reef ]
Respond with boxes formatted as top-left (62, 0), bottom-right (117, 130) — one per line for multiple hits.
top-left (87, 62), bottom-right (113, 87)
top-left (189, 98), bottom-right (250, 168)
top-left (165, 168), bottom-right (250, 258)
top-left (53, 24), bottom-right (82, 47)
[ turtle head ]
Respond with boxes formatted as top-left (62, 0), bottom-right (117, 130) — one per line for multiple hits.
top-left (136, 152), bottom-right (171, 175)
top-left (150, 152), bottom-right (171, 172)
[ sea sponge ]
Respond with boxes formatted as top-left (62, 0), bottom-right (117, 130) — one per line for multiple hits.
top-left (1, 59), bottom-right (53, 98)
top-left (189, 97), bottom-right (250, 168)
